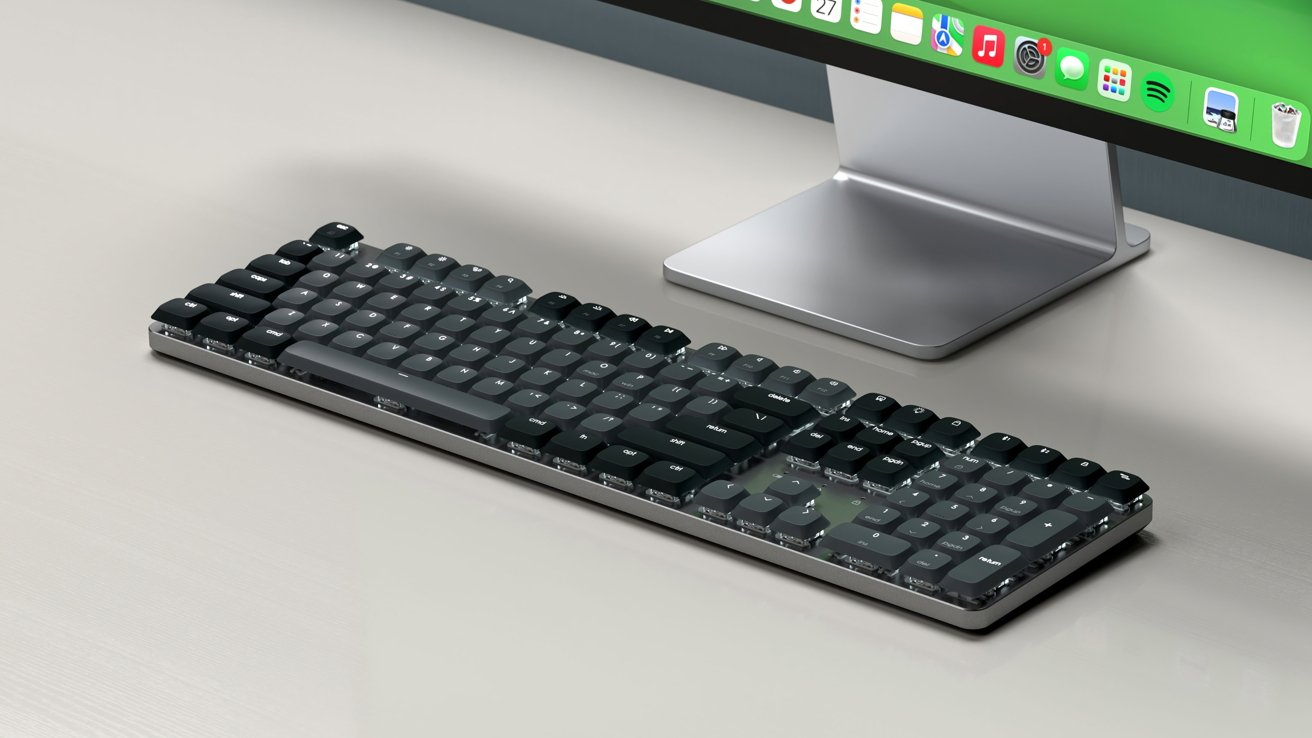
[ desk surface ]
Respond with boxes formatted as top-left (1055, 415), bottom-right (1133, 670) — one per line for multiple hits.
top-left (3, 0), bottom-right (1309, 735)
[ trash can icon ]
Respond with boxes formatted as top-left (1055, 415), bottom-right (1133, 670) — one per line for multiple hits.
top-left (1273, 103), bottom-right (1301, 149)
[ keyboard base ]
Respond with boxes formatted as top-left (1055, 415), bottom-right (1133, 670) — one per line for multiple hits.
top-left (149, 324), bottom-right (1152, 630)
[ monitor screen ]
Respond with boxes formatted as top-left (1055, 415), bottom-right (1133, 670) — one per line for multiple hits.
top-left (604, 0), bottom-right (1312, 196)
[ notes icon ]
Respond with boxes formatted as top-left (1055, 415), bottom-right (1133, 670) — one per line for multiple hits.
top-left (972, 25), bottom-right (1006, 68)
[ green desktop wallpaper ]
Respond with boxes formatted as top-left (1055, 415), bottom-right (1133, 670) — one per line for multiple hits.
top-left (709, 0), bottom-right (1311, 172)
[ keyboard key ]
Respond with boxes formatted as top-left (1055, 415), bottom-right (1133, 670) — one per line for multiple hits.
top-left (279, 342), bottom-right (511, 433)
top-left (895, 518), bottom-right (944, 547)
top-left (886, 487), bottom-right (933, 515)
top-left (616, 427), bottom-right (731, 480)
top-left (308, 222), bottom-right (363, 251)
top-left (411, 332), bottom-right (459, 357)
top-left (884, 405), bottom-right (939, 436)
top-left (468, 326), bottom-right (514, 353)
top-left (329, 331), bottom-right (373, 356)
top-left (377, 321), bottom-right (423, 345)
top-left (343, 261), bottom-right (389, 286)
top-left (781, 431), bottom-right (833, 464)
top-left (364, 293), bottom-right (407, 319)
top-left (447, 344), bottom-right (493, 370)
top-left (610, 372), bottom-right (656, 398)
top-left (504, 389), bottom-right (552, 417)
top-left (991, 496), bottom-right (1040, 524)
top-left (847, 393), bottom-right (900, 425)
top-left (962, 514), bottom-right (1012, 545)
top-left (765, 477), bottom-right (820, 507)
top-left (820, 443), bottom-right (874, 476)
top-left (924, 501), bottom-right (972, 527)
top-left (564, 303), bottom-right (615, 333)
top-left (934, 532), bottom-right (983, 562)
top-left (503, 337), bottom-right (550, 363)
top-left (724, 354), bottom-right (777, 385)
top-left (635, 326), bottom-right (690, 356)
top-left (1020, 480), bottom-right (1071, 508)
top-left (892, 438), bottom-right (944, 469)
top-left (410, 253), bottom-right (459, 282)
top-left (979, 467), bottom-right (1030, 495)
top-left (693, 480), bottom-right (749, 518)
top-left (620, 351), bottom-right (667, 374)
top-left (292, 319), bottom-right (340, 344)
top-left (759, 366), bottom-right (814, 397)
top-left (544, 430), bottom-right (608, 466)
top-left (687, 343), bottom-right (742, 373)
top-left (940, 545), bottom-right (1027, 599)
top-left (363, 341), bottom-right (408, 367)
top-left (921, 418), bottom-right (980, 450)
top-left (733, 494), bottom-right (788, 531)
top-left (655, 363), bottom-right (703, 388)
top-left (1004, 510), bottom-right (1083, 559)
top-left (973, 433), bottom-right (1027, 465)
top-left (823, 523), bottom-right (913, 571)
top-left (397, 353), bottom-right (444, 380)
top-left (549, 328), bottom-right (595, 351)
top-left (940, 454), bottom-right (991, 482)
top-left (274, 288), bottom-right (321, 311)
top-left (912, 470), bottom-right (961, 498)
top-left (412, 283), bottom-right (456, 308)
top-left (434, 365), bottom-right (480, 392)
top-left (247, 254), bottom-right (308, 281)
top-left (852, 505), bottom-right (902, 533)
top-left (444, 264), bottom-right (493, 293)
top-left (854, 426), bottom-right (901, 454)
top-left (771, 506), bottom-right (829, 547)
top-left (276, 239), bottom-right (319, 262)
top-left (187, 283), bottom-right (273, 321)
top-left (731, 386), bottom-right (820, 429)
top-left (1060, 492), bottom-right (1113, 526)
top-left (377, 242), bottom-right (426, 271)
top-left (528, 292), bottom-right (579, 321)
top-left (589, 391), bottom-right (638, 417)
top-left (1088, 471), bottom-right (1150, 505)
top-left (814, 414), bottom-right (863, 441)
top-left (625, 403), bottom-right (672, 429)
top-left (578, 414), bottom-right (626, 444)
top-left (308, 299), bottom-right (354, 322)
top-left (542, 401), bottom-right (590, 430)
top-left (298, 271), bottom-right (341, 293)
top-left (343, 310), bottom-right (389, 334)
top-left (430, 316), bottom-right (475, 342)
top-left (691, 374), bottom-right (738, 401)
top-left (575, 360), bottom-right (621, 385)
top-left (518, 367), bottom-right (565, 393)
top-left (483, 355), bottom-right (529, 381)
top-left (480, 305), bottom-right (524, 330)
top-left (664, 416), bottom-right (761, 465)
top-left (470, 377), bottom-right (518, 404)
top-left (260, 308), bottom-right (308, 331)
top-left (501, 417), bottom-right (559, 453)
top-left (637, 462), bottom-right (703, 505)
top-left (236, 326), bottom-right (295, 359)
top-left (152, 298), bottom-right (208, 331)
top-left (444, 294), bottom-right (490, 319)
top-left (591, 445), bottom-right (651, 483)
top-left (376, 272), bottom-right (421, 298)
top-left (552, 379), bottom-right (602, 405)
top-left (478, 275), bottom-right (532, 305)
top-left (599, 314), bottom-right (651, 343)
top-left (951, 484), bottom-right (1002, 513)
top-left (330, 281), bottom-right (373, 306)
top-left (859, 455), bottom-right (914, 490)
top-left (1012, 446), bottom-right (1068, 477)
top-left (901, 550), bottom-right (955, 587)
top-left (721, 408), bottom-right (787, 447)
top-left (798, 379), bottom-right (855, 413)
top-left (307, 249), bottom-right (355, 274)
top-left (647, 384), bottom-right (694, 411)
top-left (1051, 458), bottom-right (1106, 490)
top-left (584, 339), bottom-right (630, 363)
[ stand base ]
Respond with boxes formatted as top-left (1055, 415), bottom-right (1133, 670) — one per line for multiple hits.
top-left (665, 175), bottom-right (1149, 360)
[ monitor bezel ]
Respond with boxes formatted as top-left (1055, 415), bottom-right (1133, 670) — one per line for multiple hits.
top-left (600, 0), bottom-right (1311, 200)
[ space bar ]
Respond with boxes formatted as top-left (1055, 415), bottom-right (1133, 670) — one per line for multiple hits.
top-left (280, 342), bottom-right (512, 434)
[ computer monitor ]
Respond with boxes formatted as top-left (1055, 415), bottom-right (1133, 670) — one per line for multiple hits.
top-left (601, 0), bottom-right (1310, 358)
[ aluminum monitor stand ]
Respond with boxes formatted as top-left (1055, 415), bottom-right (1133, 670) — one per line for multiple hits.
top-left (664, 67), bottom-right (1151, 360)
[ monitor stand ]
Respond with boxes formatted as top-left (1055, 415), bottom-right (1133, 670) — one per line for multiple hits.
top-left (664, 67), bottom-right (1150, 360)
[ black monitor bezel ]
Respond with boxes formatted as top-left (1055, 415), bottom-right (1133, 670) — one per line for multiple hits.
top-left (600, 0), bottom-right (1311, 199)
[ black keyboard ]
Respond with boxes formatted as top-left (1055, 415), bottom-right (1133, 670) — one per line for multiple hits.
top-left (148, 223), bottom-right (1153, 629)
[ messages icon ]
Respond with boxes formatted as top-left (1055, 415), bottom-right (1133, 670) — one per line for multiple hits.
top-left (1054, 48), bottom-right (1089, 91)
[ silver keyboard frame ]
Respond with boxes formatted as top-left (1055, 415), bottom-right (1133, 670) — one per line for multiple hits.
top-left (149, 324), bottom-right (1152, 630)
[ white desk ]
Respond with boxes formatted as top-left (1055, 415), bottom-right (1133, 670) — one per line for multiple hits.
top-left (2, 0), bottom-right (1309, 735)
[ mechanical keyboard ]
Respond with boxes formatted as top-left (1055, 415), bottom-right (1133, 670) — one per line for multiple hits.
top-left (147, 222), bottom-right (1153, 629)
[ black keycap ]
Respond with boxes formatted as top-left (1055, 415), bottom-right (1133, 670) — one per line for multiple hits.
top-left (646, 384), bottom-right (694, 411)
top-left (260, 308), bottom-right (307, 331)
top-left (859, 456), bottom-right (914, 489)
top-left (280, 342), bottom-right (511, 433)
top-left (924, 500), bottom-right (972, 527)
top-left (820, 443), bottom-right (875, 476)
top-left (721, 408), bottom-right (788, 447)
top-left (886, 487), bottom-right (933, 515)
top-left (541, 401), bottom-right (590, 430)
top-left (297, 271), bottom-right (340, 292)
top-left (589, 391), bottom-right (638, 417)
top-left (675, 395), bottom-right (725, 422)
top-left (973, 433), bottom-right (1028, 465)
top-left (274, 288), bottom-right (321, 311)
top-left (913, 471), bottom-right (961, 498)
top-left (364, 341), bottom-right (409, 367)
top-left (599, 314), bottom-right (651, 343)
top-left (544, 430), bottom-right (608, 466)
top-left (188, 283), bottom-right (274, 321)
top-left (329, 281), bottom-right (373, 307)
top-left (1088, 471), bottom-right (1150, 505)
top-left (724, 354), bottom-right (777, 385)
top-left (847, 393), bottom-right (900, 425)
top-left (855, 426), bottom-right (901, 454)
top-left (941, 545), bottom-right (1027, 599)
top-left (980, 467), bottom-right (1030, 495)
top-left (574, 360), bottom-right (621, 385)
top-left (759, 366), bottom-right (814, 397)
top-left (292, 320), bottom-right (340, 344)
top-left (584, 339), bottom-right (631, 363)
top-left (1012, 445), bottom-right (1068, 477)
top-left (308, 299), bottom-right (354, 322)
top-left (619, 350), bottom-right (666, 374)
top-left (377, 321), bottom-right (423, 345)
top-left (922, 418), bottom-right (980, 450)
top-left (823, 523), bottom-right (913, 571)
top-left (553, 380), bottom-right (601, 406)
top-left (376, 272), bottom-right (421, 297)
top-left (343, 261), bottom-right (389, 286)
top-left (528, 292), bottom-right (579, 321)
top-left (480, 305), bottom-right (524, 330)
top-left (693, 480), bottom-right (749, 516)
top-left (343, 310), bottom-right (389, 334)
top-left (616, 427), bottom-right (731, 480)
top-left (1051, 458), bottom-right (1105, 490)
top-left (781, 431), bottom-right (834, 464)
top-left (934, 532), bottom-right (984, 562)
top-left (691, 374), bottom-right (738, 401)
top-left (638, 462), bottom-right (703, 503)
top-left (765, 477), bottom-right (820, 507)
top-left (247, 254), bottom-right (308, 281)
top-left (687, 343), bottom-right (741, 373)
top-left (892, 438), bottom-right (944, 469)
top-left (504, 389), bottom-right (552, 417)
top-left (591, 445), bottom-right (651, 483)
top-left (503, 337), bottom-right (550, 363)
top-left (435, 365), bottom-right (480, 392)
top-left (501, 417), bottom-right (559, 452)
top-left (1020, 480), bottom-right (1072, 508)
top-left (444, 264), bottom-right (494, 293)
top-left (798, 379), bottom-right (855, 413)
top-left (625, 403), bottom-right (672, 430)
top-left (884, 405), bottom-right (939, 436)
top-left (664, 415), bottom-right (762, 465)
top-left (940, 454), bottom-right (991, 482)
top-left (411, 332), bottom-right (458, 357)
top-left (963, 514), bottom-right (1012, 545)
top-left (447, 344), bottom-right (493, 370)
top-left (610, 372), bottom-right (656, 398)
top-left (901, 550), bottom-right (955, 587)
top-left (308, 222), bottom-right (363, 251)
top-left (236, 326), bottom-right (295, 359)
top-left (577, 414), bottom-right (625, 444)
top-left (468, 326), bottom-right (514, 353)
top-left (733, 494), bottom-right (788, 530)
top-left (478, 275), bottom-right (532, 305)
top-left (329, 331), bottom-right (373, 356)
top-left (470, 377), bottom-right (518, 404)
top-left (518, 367), bottom-right (565, 393)
top-left (732, 386), bottom-right (820, 429)
top-left (364, 292), bottom-right (407, 318)
top-left (411, 253), bottom-right (459, 282)
top-left (483, 355), bottom-right (529, 381)
top-left (814, 414), bottom-right (863, 441)
top-left (952, 484), bottom-right (1002, 513)
top-left (397, 353), bottom-right (443, 380)
top-left (548, 328), bottom-right (595, 352)
top-left (433, 315), bottom-right (478, 341)
top-left (895, 519), bottom-right (944, 546)
top-left (195, 313), bottom-right (250, 344)
top-left (564, 303), bottom-right (615, 332)
top-left (308, 249), bottom-right (355, 274)
top-left (377, 242), bottom-right (426, 271)
top-left (635, 326), bottom-right (690, 356)
top-left (412, 283), bottom-right (456, 308)
top-left (853, 505), bottom-right (903, 533)
top-left (1005, 510), bottom-right (1083, 559)
top-left (655, 363), bottom-right (703, 388)
top-left (444, 294), bottom-right (490, 319)
top-left (771, 506), bottom-right (829, 545)
top-left (152, 298), bottom-right (208, 330)
top-left (1060, 492), bottom-right (1113, 526)
top-left (992, 496), bottom-right (1040, 524)
top-left (276, 239), bottom-right (319, 262)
